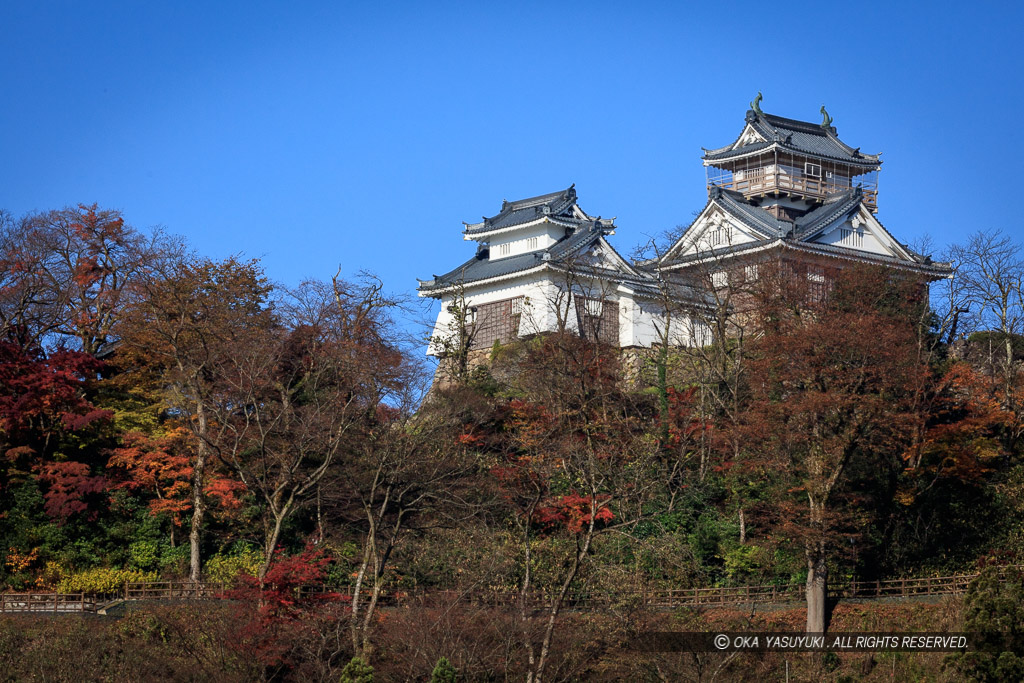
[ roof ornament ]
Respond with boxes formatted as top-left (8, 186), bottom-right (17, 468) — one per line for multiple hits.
top-left (820, 105), bottom-right (833, 128)
top-left (750, 91), bottom-right (763, 116)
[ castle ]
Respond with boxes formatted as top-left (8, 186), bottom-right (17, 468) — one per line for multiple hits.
top-left (418, 99), bottom-right (951, 357)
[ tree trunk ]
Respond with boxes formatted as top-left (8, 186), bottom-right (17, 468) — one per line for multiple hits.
top-left (258, 514), bottom-right (286, 582)
top-left (805, 540), bottom-right (827, 634)
top-left (739, 508), bottom-right (746, 545)
top-left (189, 403), bottom-right (208, 583)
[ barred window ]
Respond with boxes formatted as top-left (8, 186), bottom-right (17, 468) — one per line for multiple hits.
top-left (469, 297), bottom-right (524, 349)
top-left (840, 227), bottom-right (863, 248)
top-left (574, 297), bottom-right (619, 345)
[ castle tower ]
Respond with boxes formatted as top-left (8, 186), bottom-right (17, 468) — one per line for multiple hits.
top-left (702, 94), bottom-right (880, 219)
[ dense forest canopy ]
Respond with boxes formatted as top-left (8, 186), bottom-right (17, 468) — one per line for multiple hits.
top-left (1, 204), bottom-right (1023, 680)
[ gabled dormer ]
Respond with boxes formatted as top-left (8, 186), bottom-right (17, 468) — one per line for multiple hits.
top-left (461, 185), bottom-right (616, 261)
top-left (702, 94), bottom-right (882, 213)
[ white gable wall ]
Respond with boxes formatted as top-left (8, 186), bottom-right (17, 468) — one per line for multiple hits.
top-left (812, 211), bottom-right (901, 258)
top-left (677, 211), bottom-right (760, 257)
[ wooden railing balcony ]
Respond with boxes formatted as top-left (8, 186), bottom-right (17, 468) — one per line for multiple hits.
top-left (711, 169), bottom-right (877, 211)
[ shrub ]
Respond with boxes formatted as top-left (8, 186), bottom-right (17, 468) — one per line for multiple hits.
top-left (205, 546), bottom-right (264, 585)
top-left (339, 656), bottom-right (374, 683)
top-left (430, 656), bottom-right (457, 683)
top-left (58, 567), bottom-right (157, 593)
top-left (129, 540), bottom-right (161, 571)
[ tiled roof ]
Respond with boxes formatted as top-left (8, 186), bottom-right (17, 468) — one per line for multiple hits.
top-left (420, 222), bottom-right (609, 293)
top-left (792, 188), bottom-right (864, 238)
top-left (704, 110), bottom-right (881, 168)
top-left (658, 185), bottom-right (949, 273)
top-left (709, 187), bottom-right (791, 238)
top-left (463, 185), bottom-right (591, 235)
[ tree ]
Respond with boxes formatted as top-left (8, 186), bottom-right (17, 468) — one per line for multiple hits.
top-left (740, 264), bottom-right (928, 633)
top-left (0, 204), bottom-right (182, 355)
top-left (118, 255), bottom-right (275, 581)
top-left (948, 565), bottom-right (1024, 682)
top-left (486, 332), bottom-right (671, 683)
top-left (947, 231), bottom-right (1024, 452)
top-left (203, 273), bottom-right (414, 584)
top-left (430, 656), bottom-right (458, 683)
top-left (339, 657), bottom-right (375, 683)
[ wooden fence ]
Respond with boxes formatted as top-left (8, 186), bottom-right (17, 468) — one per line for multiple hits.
top-left (0, 592), bottom-right (99, 614)
top-left (125, 581), bottom-right (227, 600)
top-left (0, 568), bottom-right (1013, 615)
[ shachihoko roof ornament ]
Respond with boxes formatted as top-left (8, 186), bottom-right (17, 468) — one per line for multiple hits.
top-left (750, 91), bottom-right (763, 116)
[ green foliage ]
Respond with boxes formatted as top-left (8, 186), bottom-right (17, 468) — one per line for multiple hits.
top-left (129, 539), bottom-right (161, 571)
top-left (467, 365), bottom-right (500, 397)
top-left (722, 543), bottom-right (765, 583)
top-left (430, 656), bottom-right (457, 682)
top-left (947, 567), bottom-right (1024, 682)
top-left (339, 656), bottom-right (374, 683)
top-left (965, 331), bottom-right (1024, 361)
top-left (204, 545), bottom-right (264, 585)
top-left (58, 567), bottom-right (158, 593)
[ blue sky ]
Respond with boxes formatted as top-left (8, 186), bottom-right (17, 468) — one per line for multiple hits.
top-left (2, 1), bottom-right (1022, 337)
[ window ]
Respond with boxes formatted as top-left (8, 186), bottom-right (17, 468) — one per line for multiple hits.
top-left (806, 266), bottom-right (830, 303)
top-left (745, 264), bottom-right (759, 281)
top-left (804, 162), bottom-right (822, 178)
top-left (583, 297), bottom-right (603, 318)
top-left (709, 224), bottom-right (729, 247)
top-left (573, 297), bottom-right (619, 345)
top-left (711, 271), bottom-right (727, 288)
top-left (498, 243), bottom-right (511, 256)
top-left (510, 297), bottom-right (524, 315)
top-left (527, 237), bottom-right (538, 249)
top-left (840, 227), bottom-right (863, 248)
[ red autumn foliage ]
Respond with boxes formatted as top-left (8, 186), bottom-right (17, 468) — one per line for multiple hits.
top-left (107, 428), bottom-right (247, 525)
top-left (107, 429), bottom-right (195, 524)
top-left (35, 460), bottom-right (107, 522)
top-left (533, 493), bottom-right (614, 533)
top-left (228, 547), bottom-right (348, 670)
top-left (662, 386), bottom-right (710, 450)
top-left (0, 343), bottom-right (110, 456)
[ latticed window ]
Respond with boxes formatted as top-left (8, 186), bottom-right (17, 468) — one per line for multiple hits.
top-left (469, 297), bottom-right (524, 349)
top-left (840, 227), bottom-right (863, 248)
top-left (744, 264), bottom-right (759, 281)
top-left (574, 296), bottom-right (618, 345)
top-left (806, 266), bottom-right (830, 302)
top-left (709, 225), bottom-right (725, 247)
top-left (711, 271), bottom-right (727, 288)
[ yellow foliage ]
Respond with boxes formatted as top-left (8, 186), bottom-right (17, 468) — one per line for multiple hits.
top-left (34, 561), bottom-right (70, 589)
top-left (4, 547), bottom-right (38, 573)
top-left (204, 547), bottom-right (264, 585)
top-left (58, 567), bottom-right (158, 593)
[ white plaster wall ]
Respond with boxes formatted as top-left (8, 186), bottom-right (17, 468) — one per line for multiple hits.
top-left (815, 216), bottom-right (892, 257)
top-left (426, 274), bottom-right (704, 356)
top-left (488, 222), bottom-right (566, 260)
top-left (681, 214), bottom-right (760, 257)
top-left (426, 276), bottom-right (557, 355)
